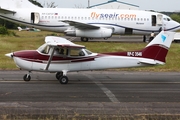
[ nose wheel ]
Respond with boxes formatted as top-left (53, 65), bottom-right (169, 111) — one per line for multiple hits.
top-left (23, 74), bottom-right (31, 81)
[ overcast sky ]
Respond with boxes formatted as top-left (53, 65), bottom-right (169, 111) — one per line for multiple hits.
top-left (36, 0), bottom-right (180, 12)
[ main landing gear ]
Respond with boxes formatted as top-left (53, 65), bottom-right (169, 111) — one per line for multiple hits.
top-left (56, 72), bottom-right (69, 84)
top-left (23, 71), bottom-right (69, 84)
top-left (81, 37), bottom-right (89, 42)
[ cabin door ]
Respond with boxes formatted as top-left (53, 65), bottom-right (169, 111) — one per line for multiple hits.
top-left (31, 12), bottom-right (40, 24)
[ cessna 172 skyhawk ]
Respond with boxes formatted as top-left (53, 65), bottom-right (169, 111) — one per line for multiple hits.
top-left (6, 31), bottom-right (175, 84)
top-left (0, 0), bottom-right (179, 41)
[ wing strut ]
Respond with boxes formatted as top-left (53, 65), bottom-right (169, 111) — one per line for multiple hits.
top-left (45, 47), bottom-right (55, 70)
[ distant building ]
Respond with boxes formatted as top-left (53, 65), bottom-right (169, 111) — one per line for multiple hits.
top-left (89, 0), bottom-right (139, 10)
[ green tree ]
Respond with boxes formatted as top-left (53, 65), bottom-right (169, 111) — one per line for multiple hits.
top-left (170, 14), bottom-right (180, 23)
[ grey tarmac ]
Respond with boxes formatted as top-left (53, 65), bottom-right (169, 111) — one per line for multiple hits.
top-left (0, 70), bottom-right (180, 117)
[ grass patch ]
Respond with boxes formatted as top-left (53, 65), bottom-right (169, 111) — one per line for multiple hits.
top-left (1, 30), bottom-right (180, 71)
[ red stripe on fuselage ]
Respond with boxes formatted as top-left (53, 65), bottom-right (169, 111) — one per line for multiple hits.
top-left (13, 50), bottom-right (95, 63)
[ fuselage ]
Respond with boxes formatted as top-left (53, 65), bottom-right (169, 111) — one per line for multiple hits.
top-left (12, 50), bottom-right (152, 72)
top-left (0, 8), bottom-right (179, 35)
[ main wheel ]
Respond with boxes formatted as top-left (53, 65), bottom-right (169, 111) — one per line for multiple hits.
top-left (56, 72), bottom-right (63, 80)
top-left (81, 37), bottom-right (88, 42)
top-left (23, 74), bottom-right (31, 81)
top-left (59, 76), bottom-right (69, 84)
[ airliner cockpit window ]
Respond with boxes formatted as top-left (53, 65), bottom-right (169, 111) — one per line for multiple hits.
top-left (167, 18), bottom-right (171, 21)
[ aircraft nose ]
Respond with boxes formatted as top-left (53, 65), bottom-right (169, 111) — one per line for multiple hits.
top-left (174, 21), bottom-right (180, 31)
top-left (5, 53), bottom-right (13, 58)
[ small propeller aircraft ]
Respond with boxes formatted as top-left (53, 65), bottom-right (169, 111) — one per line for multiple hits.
top-left (6, 31), bottom-right (175, 84)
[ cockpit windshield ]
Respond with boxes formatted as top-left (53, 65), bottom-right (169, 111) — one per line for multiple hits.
top-left (163, 16), bottom-right (171, 21)
top-left (37, 44), bottom-right (51, 54)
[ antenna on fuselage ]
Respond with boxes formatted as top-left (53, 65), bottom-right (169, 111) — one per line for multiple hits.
top-left (88, 0), bottom-right (90, 8)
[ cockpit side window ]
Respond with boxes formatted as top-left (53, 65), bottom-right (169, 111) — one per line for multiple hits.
top-left (54, 48), bottom-right (68, 56)
top-left (69, 48), bottom-right (86, 57)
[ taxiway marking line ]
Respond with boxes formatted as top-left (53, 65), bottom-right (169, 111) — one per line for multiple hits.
top-left (83, 74), bottom-right (120, 103)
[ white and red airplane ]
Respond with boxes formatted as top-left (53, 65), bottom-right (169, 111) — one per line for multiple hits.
top-left (0, 0), bottom-right (179, 41)
top-left (6, 31), bottom-right (175, 84)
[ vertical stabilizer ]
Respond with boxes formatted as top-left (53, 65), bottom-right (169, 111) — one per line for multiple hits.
top-left (141, 31), bottom-right (175, 63)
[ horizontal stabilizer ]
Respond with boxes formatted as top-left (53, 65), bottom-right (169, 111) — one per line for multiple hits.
top-left (139, 60), bottom-right (157, 65)
top-left (0, 8), bottom-right (16, 14)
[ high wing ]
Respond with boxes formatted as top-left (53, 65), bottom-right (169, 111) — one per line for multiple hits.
top-left (62, 20), bottom-right (100, 30)
top-left (0, 8), bottom-right (16, 14)
top-left (45, 36), bottom-right (85, 48)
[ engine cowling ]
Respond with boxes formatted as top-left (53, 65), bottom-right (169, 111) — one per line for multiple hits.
top-left (65, 28), bottom-right (113, 38)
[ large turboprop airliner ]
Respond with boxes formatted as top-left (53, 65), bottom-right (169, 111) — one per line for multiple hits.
top-left (0, 0), bottom-right (180, 41)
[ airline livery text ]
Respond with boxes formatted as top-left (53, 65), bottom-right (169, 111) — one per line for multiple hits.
top-left (91, 12), bottom-right (137, 19)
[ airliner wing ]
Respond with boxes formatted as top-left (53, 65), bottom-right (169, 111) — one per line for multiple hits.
top-left (62, 20), bottom-right (100, 30)
top-left (0, 8), bottom-right (16, 14)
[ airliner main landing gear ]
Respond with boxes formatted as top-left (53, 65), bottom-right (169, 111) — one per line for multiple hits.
top-left (81, 37), bottom-right (89, 42)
